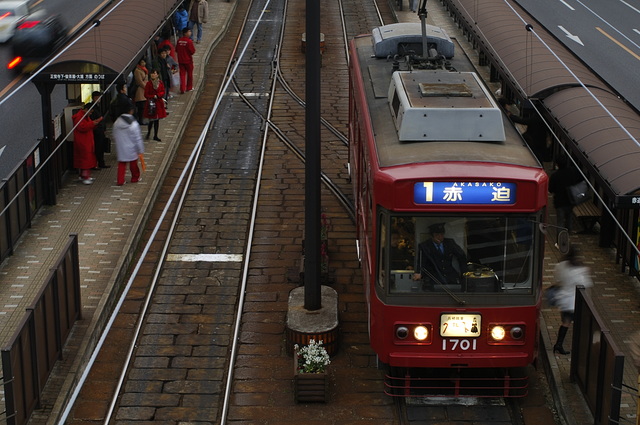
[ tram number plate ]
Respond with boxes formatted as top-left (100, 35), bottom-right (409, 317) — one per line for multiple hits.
top-left (442, 339), bottom-right (477, 351)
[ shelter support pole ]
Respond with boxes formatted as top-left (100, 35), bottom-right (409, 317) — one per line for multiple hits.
top-left (35, 81), bottom-right (57, 205)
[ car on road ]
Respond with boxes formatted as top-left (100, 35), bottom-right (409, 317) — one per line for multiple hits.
top-left (0, 0), bottom-right (31, 43)
top-left (7, 10), bottom-right (69, 73)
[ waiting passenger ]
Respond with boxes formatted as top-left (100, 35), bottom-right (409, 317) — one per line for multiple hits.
top-left (412, 223), bottom-right (467, 290)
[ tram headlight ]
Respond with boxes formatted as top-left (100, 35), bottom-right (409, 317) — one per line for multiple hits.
top-left (487, 323), bottom-right (526, 345)
top-left (394, 323), bottom-right (432, 344)
top-left (414, 325), bottom-right (429, 341)
top-left (491, 325), bottom-right (506, 341)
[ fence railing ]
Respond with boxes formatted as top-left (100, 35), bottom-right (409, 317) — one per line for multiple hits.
top-left (1, 234), bottom-right (81, 425)
top-left (571, 286), bottom-right (625, 425)
top-left (0, 135), bottom-right (71, 264)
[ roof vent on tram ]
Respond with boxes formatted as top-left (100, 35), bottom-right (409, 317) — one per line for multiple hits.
top-left (388, 71), bottom-right (506, 143)
top-left (371, 23), bottom-right (454, 59)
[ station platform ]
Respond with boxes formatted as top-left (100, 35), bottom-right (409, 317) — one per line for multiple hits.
top-left (0, 0), bottom-right (637, 423)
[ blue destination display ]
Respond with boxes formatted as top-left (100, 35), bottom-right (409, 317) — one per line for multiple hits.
top-left (414, 182), bottom-right (517, 205)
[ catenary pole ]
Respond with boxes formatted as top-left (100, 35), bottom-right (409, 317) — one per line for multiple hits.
top-left (304, 0), bottom-right (322, 310)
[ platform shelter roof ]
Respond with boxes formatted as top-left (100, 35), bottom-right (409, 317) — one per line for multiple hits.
top-left (445, 0), bottom-right (640, 204)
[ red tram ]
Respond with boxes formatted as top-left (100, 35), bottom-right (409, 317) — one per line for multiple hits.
top-left (348, 23), bottom-right (548, 396)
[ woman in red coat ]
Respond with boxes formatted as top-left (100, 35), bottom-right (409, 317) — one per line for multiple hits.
top-left (143, 69), bottom-right (167, 141)
top-left (72, 104), bottom-right (102, 184)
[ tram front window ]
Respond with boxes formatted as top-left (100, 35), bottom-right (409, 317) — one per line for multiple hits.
top-left (386, 216), bottom-right (535, 294)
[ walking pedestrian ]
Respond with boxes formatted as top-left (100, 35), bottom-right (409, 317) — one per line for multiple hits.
top-left (72, 103), bottom-right (103, 184)
top-left (133, 58), bottom-right (149, 124)
top-left (552, 246), bottom-right (593, 355)
top-left (188, 0), bottom-right (208, 43)
top-left (143, 69), bottom-right (168, 141)
top-left (112, 105), bottom-right (144, 186)
top-left (89, 91), bottom-right (110, 169)
top-left (548, 154), bottom-right (582, 240)
top-left (176, 27), bottom-right (196, 93)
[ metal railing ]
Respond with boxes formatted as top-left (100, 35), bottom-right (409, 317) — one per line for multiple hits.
top-left (571, 286), bottom-right (625, 425)
top-left (1, 234), bottom-right (81, 425)
top-left (0, 135), bottom-right (71, 263)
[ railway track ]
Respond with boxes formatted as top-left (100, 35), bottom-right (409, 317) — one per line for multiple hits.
top-left (59, 0), bottom-right (559, 423)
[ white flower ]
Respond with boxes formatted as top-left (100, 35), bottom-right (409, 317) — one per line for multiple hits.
top-left (296, 339), bottom-right (330, 373)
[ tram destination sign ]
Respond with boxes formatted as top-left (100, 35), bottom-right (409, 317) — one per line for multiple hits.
top-left (414, 182), bottom-right (516, 205)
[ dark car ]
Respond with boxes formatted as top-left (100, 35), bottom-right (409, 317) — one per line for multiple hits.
top-left (7, 10), bottom-right (68, 73)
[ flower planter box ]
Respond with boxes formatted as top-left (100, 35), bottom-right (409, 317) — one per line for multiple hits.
top-left (293, 348), bottom-right (328, 403)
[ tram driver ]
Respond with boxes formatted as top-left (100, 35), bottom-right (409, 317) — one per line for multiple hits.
top-left (412, 223), bottom-right (467, 291)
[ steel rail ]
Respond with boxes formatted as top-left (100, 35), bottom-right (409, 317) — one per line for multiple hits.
top-left (56, 0), bottom-right (259, 422)
top-left (218, 0), bottom-right (284, 420)
top-left (232, 77), bottom-right (356, 221)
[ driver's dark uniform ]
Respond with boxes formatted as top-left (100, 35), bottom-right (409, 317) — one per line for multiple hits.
top-left (416, 238), bottom-right (467, 288)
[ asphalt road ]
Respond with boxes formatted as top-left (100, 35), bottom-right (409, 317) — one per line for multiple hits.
top-left (0, 0), bottom-right (107, 178)
top-left (514, 0), bottom-right (640, 109)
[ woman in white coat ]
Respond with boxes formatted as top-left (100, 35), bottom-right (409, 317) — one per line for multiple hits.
top-left (112, 104), bottom-right (145, 186)
top-left (552, 246), bottom-right (593, 354)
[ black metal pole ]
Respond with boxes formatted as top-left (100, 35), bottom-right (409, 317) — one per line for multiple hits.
top-left (35, 81), bottom-right (57, 205)
top-left (304, 0), bottom-right (321, 310)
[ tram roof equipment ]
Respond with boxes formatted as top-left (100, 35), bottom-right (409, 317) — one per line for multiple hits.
top-left (372, 23), bottom-right (454, 59)
top-left (388, 71), bottom-right (506, 142)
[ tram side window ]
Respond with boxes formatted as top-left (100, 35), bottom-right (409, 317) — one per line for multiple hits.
top-left (386, 217), bottom-right (417, 293)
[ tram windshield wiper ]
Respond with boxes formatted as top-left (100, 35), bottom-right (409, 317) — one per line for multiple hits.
top-left (421, 269), bottom-right (466, 306)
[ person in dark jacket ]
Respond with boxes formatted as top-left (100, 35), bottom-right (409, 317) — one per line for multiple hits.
top-left (88, 91), bottom-right (110, 169)
top-left (153, 47), bottom-right (172, 100)
top-left (506, 110), bottom-right (549, 163)
top-left (548, 154), bottom-right (582, 238)
top-left (111, 82), bottom-right (135, 120)
top-left (412, 223), bottom-right (467, 290)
